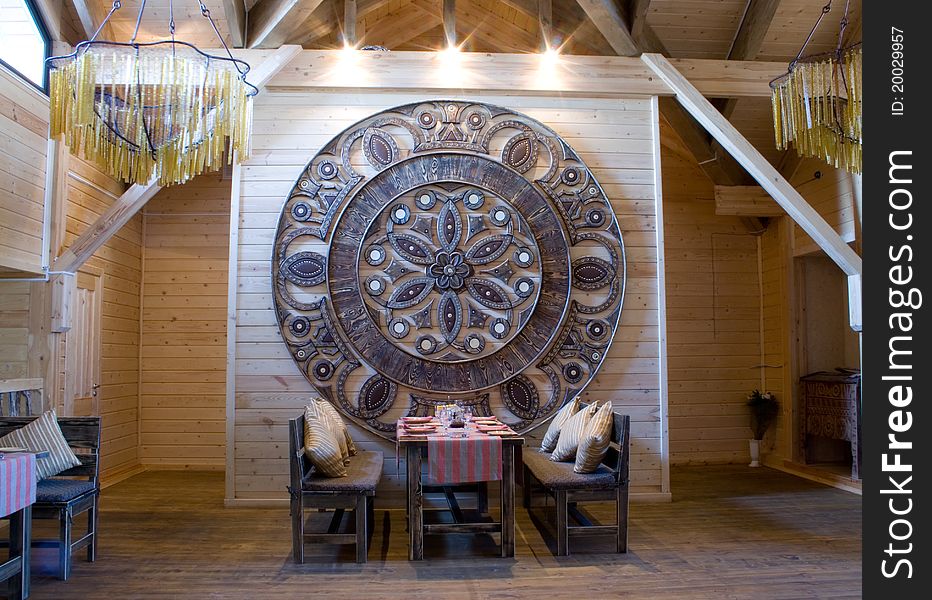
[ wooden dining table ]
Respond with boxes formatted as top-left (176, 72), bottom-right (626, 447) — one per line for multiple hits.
top-left (1, 452), bottom-right (38, 599)
top-left (397, 419), bottom-right (524, 560)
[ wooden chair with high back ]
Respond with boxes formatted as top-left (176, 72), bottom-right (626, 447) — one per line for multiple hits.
top-left (287, 414), bottom-right (382, 564)
top-left (0, 416), bottom-right (101, 580)
top-left (521, 405), bottom-right (630, 556)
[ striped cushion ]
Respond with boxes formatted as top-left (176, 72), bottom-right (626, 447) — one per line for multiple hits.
top-left (575, 402), bottom-right (615, 473)
top-left (316, 399), bottom-right (357, 459)
top-left (0, 410), bottom-right (81, 480)
top-left (303, 403), bottom-right (347, 477)
top-left (550, 403), bottom-right (598, 462)
top-left (539, 398), bottom-right (580, 453)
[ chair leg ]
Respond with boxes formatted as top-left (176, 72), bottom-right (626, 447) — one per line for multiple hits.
top-left (87, 493), bottom-right (99, 562)
top-left (616, 486), bottom-right (629, 553)
top-left (522, 465), bottom-right (531, 509)
top-left (291, 492), bottom-right (305, 564)
top-left (555, 490), bottom-right (568, 556)
top-left (59, 507), bottom-right (73, 580)
top-left (355, 496), bottom-right (368, 564)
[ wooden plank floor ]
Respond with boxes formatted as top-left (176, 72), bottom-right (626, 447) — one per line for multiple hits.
top-left (21, 465), bottom-right (861, 599)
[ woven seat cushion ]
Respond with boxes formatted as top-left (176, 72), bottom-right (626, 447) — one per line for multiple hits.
top-left (303, 451), bottom-right (383, 493)
top-left (524, 450), bottom-right (616, 490)
top-left (35, 479), bottom-right (97, 503)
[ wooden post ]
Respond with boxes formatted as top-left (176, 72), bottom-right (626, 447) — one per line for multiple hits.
top-left (50, 272), bottom-right (75, 333)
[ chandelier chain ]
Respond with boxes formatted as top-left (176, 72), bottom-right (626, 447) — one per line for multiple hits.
top-left (196, 0), bottom-right (249, 79)
top-left (130, 0), bottom-right (148, 44)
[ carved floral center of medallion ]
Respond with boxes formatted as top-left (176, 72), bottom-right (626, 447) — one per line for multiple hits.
top-left (359, 184), bottom-right (542, 362)
top-left (429, 251), bottom-right (471, 290)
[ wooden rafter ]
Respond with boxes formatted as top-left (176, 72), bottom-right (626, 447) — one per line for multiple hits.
top-left (716, 0), bottom-right (780, 119)
top-left (574, 0), bottom-right (751, 188)
top-left (248, 0), bottom-right (328, 48)
top-left (497, 0), bottom-right (613, 55)
top-left (69, 0), bottom-right (114, 41)
top-left (538, 0), bottom-right (553, 50)
top-left (221, 0), bottom-right (247, 48)
top-left (575, 0), bottom-right (639, 55)
top-left (301, 0), bottom-right (393, 47)
top-left (343, 0), bottom-right (358, 46)
top-left (628, 0), bottom-right (651, 41)
top-left (443, 0), bottom-right (457, 47)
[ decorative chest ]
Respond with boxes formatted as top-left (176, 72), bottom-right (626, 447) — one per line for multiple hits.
top-left (800, 371), bottom-right (861, 479)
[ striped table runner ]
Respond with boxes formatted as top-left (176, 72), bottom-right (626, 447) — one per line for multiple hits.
top-left (426, 432), bottom-right (503, 485)
top-left (0, 453), bottom-right (37, 518)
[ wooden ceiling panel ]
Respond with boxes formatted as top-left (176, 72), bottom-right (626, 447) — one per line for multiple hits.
top-left (100, 0), bottom-right (234, 46)
top-left (757, 0), bottom-right (861, 61)
top-left (646, 0), bottom-right (746, 58)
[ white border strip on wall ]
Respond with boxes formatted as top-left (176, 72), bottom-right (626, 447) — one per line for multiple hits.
top-left (649, 95), bottom-right (671, 496)
top-left (224, 152), bottom-right (243, 505)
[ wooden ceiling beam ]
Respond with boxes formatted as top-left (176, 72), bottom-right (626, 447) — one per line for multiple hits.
top-left (497, 0), bottom-right (613, 55)
top-left (575, 0), bottom-right (640, 56)
top-left (221, 0), bottom-right (247, 48)
top-left (539, 0), bottom-right (553, 50)
top-left (68, 0), bottom-right (115, 42)
top-left (443, 0), bottom-right (456, 48)
top-left (343, 0), bottom-right (358, 46)
top-left (627, 0), bottom-right (651, 41)
top-left (574, 0), bottom-right (752, 186)
top-left (247, 0), bottom-right (328, 48)
top-left (716, 0), bottom-right (780, 119)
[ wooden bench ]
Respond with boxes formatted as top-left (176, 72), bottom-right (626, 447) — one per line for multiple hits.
top-left (0, 416), bottom-right (101, 580)
top-left (287, 415), bottom-right (383, 563)
top-left (522, 406), bottom-right (630, 556)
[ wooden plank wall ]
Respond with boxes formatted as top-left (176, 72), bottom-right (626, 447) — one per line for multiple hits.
top-left (65, 157), bottom-right (143, 481)
top-left (232, 91), bottom-right (666, 504)
top-left (0, 281), bottom-right (30, 380)
top-left (660, 122), bottom-right (762, 465)
top-left (0, 64), bottom-right (46, 275)
top-left (790, 161), bottom-right (858, 256)
top-left (140, 174), bottom-right (230, 469)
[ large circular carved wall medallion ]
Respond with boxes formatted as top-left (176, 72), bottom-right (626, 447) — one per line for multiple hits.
top-left (273, 101), bottom-right (626, 438)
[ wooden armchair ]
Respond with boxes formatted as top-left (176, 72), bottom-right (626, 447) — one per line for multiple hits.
top-left (522, 406), bottom-right (630, 556)
top-left (287, 415), bottom-right (382, 563)
top-left (0, 416), bottom-right (101, 580)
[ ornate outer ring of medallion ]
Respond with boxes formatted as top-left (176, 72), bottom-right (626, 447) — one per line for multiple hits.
top-left (272, 100), bottom-right (627, 440)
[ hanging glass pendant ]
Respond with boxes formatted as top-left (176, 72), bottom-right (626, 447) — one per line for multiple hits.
top-left (46, 1), bottom-right (257, 186)
top-left (770, 1), bottom-right (861, 174)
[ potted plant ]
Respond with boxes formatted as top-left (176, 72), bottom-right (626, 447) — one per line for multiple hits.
top-left (746, 390), bottom-right (779, 467)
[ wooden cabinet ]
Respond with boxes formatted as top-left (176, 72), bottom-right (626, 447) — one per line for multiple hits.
top-left (800, 372), bottom-right (861, 479)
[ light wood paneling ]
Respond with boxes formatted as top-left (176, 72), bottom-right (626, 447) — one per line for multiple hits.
top-left (661, 122), bottom-right (761, 465)
top-left (64, 156), bottom-right (143, 481)
top-left (0, 281), bottom-right (30, 380)
top-left (233, 91), bottom-right (665, 503)
top-left (141, 174), bottom-right (230, 469)
top-left (790, 161), bottom-right (857, 256)
top-left (0, 63), bottom-right (47, 275)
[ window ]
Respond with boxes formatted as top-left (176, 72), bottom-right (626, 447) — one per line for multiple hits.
top-left (0, 0), bottom-right (50, 90)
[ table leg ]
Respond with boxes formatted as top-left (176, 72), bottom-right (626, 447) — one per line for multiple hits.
top-left (7, 505), bottom-right (31, 600)
top-left (406, 444), bottom-right (423, 560)
top-left (501, 444), bottom-right (515, 558)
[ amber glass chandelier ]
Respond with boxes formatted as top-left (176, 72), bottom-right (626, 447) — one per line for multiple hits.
top-left (770, 0), bottom-right (862, 174)
top-left (46, 0), bottom-right (257, 185)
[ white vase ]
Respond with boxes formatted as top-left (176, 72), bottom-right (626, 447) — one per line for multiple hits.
top-left (748, 439), bottom-right (761, 467)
